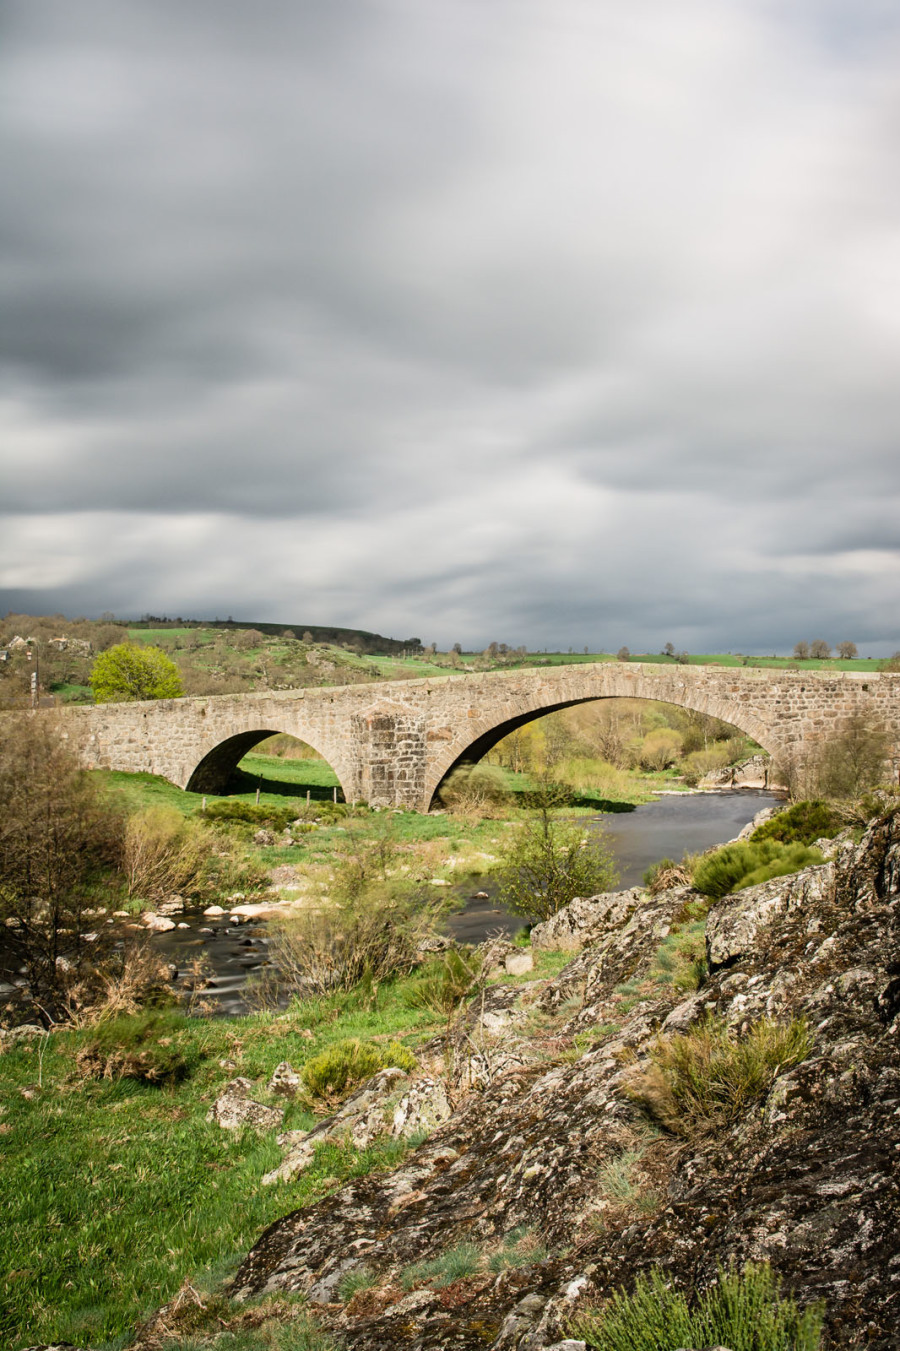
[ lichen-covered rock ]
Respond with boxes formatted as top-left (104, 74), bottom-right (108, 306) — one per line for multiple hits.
top-left (263, 1067), bottom-right (410, 1185)
top-left (268, 1061), bottom-right (302, 1097)
top-left (228, 813), bottom-right (900, 1350)
top-left (206, 1078), bottom-right (283, 1133)
top-left (391, 1077), bottom-right (452, 1138)
top-left (530, 888), bottom-right (646, 952)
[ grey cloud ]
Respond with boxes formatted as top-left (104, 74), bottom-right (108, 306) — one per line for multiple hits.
top-left (1, 0), bottom-right (899, 653)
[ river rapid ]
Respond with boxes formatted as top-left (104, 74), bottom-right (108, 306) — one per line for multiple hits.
top-left (155, 787), bottom-right (782, 1015)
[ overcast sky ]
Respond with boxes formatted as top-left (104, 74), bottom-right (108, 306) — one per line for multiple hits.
top-left (1, 1), bottom-right (899, 653)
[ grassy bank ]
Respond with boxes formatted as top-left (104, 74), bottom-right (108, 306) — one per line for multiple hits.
top-left (0, 949), bottom-right (568, 1349)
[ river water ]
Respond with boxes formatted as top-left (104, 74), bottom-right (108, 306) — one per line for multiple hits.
top-left (156, 788), bottom-right (781, 1015)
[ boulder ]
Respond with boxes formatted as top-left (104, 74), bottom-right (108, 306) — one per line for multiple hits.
top-left (391, 1077), bottom-right (452, 1138)
top-left (530, 887), bottom-right (647, 952)
top-left (268, 1061), bottom-right (302, 1097)
top-left (142, 913), bottom-right (176, 933)
top-left (206, 1078), bottom-right (283, 1133)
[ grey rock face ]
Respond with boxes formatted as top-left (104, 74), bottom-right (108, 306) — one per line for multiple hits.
top-left (230, 814), bottom-right (900, 1350)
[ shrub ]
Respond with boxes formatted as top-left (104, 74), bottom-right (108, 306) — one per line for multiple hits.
top-left (123, 807), bottom-right (269, 903)
top-left (0, 712), bottom-right (124, 1013)
top-left (624, 1015), bottom-right (811, 1137)
top-left (202, 800), bottom-right (298, 831)
top-left (301, 1037), bottom-right (417, 1102)
top-left (569, 1261), bottom-right (824, 1351)
top-left (496, 786), bottom-right (618, 922)
top-left (642, 858), bottom-right (692, 893)
top-left (638, 728), bottom-right (683, 771)
top-left (265, 883), bottom-right (445, 996)
top-left (403, 947), bottom-right (483, 1013)
top-left (692, 840), bottom-right (824, 900)
top-left (440, 764), bottom-right (510, 814)
top-left (75, 1010), bottom-right (204, 1086)
top-left (751, 801), bottom-right (842, 846)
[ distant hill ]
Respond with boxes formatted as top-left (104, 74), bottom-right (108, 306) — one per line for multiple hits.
top-left (128, 617), bottom-right (423, 656)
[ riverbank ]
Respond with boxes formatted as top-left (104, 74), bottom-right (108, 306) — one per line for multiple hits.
top-left (3, 799), bottom-right (897, 1350)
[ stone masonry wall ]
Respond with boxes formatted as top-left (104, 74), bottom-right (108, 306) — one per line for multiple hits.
top-left (44, 663), bottom-right (900, 810)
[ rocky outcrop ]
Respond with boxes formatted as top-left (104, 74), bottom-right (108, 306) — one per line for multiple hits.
top-left (206, 1078), bottom-right (283, 1133)
top-left (228, 812), bottom-right (900, 1350)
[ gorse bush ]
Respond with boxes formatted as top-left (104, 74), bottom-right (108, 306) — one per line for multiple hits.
top-left (625, 1015), bottom-right (811, 1137)
top-left (751, 801), bottom-right (842, 847)
top-left (301, 1037), bottom-right (417, 1102)
top-left (569, 1261), bottom-right (824, 1351)
top-left (692, 840), bottom-right (824, 899)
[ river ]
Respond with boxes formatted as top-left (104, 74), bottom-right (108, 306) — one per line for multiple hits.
top-left (156, 788), bottom-right (781, 1014)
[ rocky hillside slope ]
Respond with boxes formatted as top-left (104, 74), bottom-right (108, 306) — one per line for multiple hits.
top-left (134, 812), bottom-right (900, 1351)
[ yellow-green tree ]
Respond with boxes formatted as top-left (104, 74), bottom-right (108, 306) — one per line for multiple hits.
top-left (90, 643), bottom-right (183, 702)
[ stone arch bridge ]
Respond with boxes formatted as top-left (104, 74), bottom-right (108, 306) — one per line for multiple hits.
top-left (54, 662), bottom-right (900, 811)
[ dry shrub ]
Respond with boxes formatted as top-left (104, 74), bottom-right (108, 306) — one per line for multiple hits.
top-left (266, 885), bottom-right (445, 996)
top-left (62, 941), bottom-right (173, 1025)
top-left (123, 806), bottom-right (209, 901)
top-left (123, 805), bottom-right (268, 903)
top-left (625, 1015), bottom-right (811, 1137)
top-left (439, 764), bottom-right (510, 817)
top-left (75, 1010), bottom-right (203, 1085)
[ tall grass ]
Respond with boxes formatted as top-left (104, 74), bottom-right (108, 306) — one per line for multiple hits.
top-left (625, 1015), bottom-right (811, 1137)
top-left (570, 1262), bottom-right (824, 1351)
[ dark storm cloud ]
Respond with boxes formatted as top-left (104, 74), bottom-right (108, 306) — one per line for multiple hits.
top-left (1, 0), bottom-right (899, 652)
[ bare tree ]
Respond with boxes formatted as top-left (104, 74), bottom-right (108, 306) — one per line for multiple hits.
top-left (793, 641), bottom-right (810, 660)
top-left (616, 646), bottom-right (631, 662)
top-left (810, 640), bottom-right (832, 659)
top-left (836, 641), bottom-right (858, 659)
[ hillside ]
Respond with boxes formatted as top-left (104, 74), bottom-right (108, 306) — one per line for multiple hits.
top-left (202, 811), bottom-right (898, 1350)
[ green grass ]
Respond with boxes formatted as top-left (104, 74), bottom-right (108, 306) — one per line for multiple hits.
top-left (0, 981), bottom-right (450, 1349)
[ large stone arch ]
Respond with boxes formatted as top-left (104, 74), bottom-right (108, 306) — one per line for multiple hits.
top-left (423, 668), bottom-right (781, 809)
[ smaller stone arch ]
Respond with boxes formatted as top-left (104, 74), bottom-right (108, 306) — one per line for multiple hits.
top-left (185, 728), bottom-right (351, 800)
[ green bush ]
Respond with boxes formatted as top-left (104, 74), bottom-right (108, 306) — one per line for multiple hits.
top-left (90, 642), bottom-right (183, 702)
top-left (569, 1261), bottom-right (824, 1351)
top-left (301, 1037), bottom-right (417, 1102)
top-left (692, 840), bottom-right (823, 899)
top-left (751, 801), bottom-right (842, 846)
top-left (496, 791), bottom-right (618, 922)
top-left (202, 800), bottom-right (299, 831)
top-left (625, 1015), bottom-right (811, 1137)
